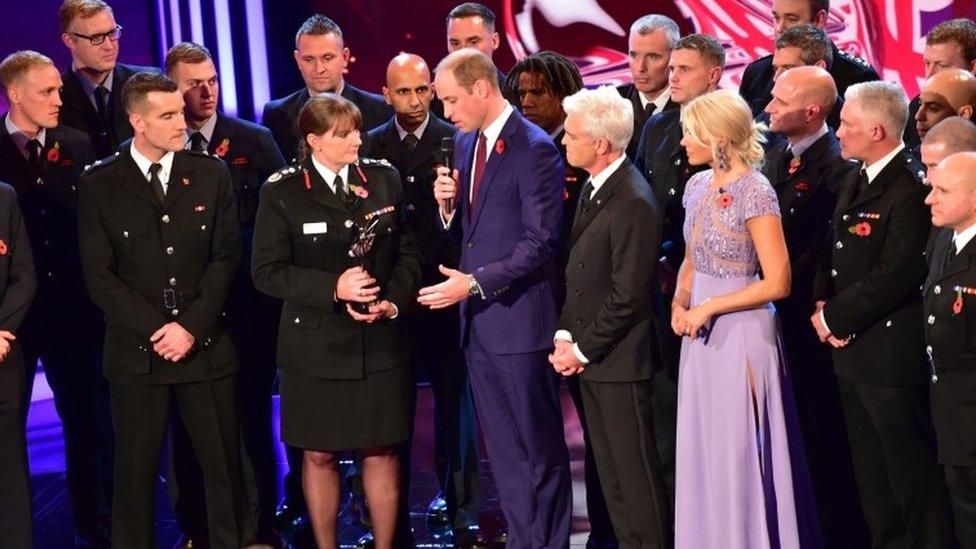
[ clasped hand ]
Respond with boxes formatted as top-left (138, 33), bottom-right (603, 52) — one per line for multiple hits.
top-left (337, 266), bottom-right (395, 323)
top-left (151, 322), bottom-right (195, 362)
top-left (671, 302), bottom-right (713, 340)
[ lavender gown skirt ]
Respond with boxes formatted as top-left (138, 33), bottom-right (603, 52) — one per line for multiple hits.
top-left (675, 272), bottom-right (822, 549)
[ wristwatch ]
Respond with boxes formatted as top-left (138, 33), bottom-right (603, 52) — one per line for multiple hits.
top-left (468, 275), bottom-right (480, 296)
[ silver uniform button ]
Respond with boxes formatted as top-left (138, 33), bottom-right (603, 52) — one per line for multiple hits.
top-left (885, 320), bottom-right (892, 327)
top-left (830, 269), bottom-right (837, 277)
top-left (406, 176), bottom-right (415, 183)
top-left (668, 188), bottom-right (676, 196)
top-left (928, 314), bottom-right (936, 325)
top-left (344, 220), bottom-right (353, 228)
top-left (162, 214), bottom-right (170, 223)
top-left (294, 317), bottom-right (301, 324)
top-left (835, 241), bottom-right (843, 250)
top-left (171, 308), bottom-right (179, 316)
top-left (926, 345), bottom-right (933, 354)
top-left (166, 246), bottom-right (174, 255)
top-left (169, 277), bottom-right (177, 286)
top-left (934, 285), bottom-right (941, 295)
top-left (842, 214), bottom-right (850, 221)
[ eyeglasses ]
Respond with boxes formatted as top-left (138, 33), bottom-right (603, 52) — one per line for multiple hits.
top-left (70, 24), bottom-right (123, 46)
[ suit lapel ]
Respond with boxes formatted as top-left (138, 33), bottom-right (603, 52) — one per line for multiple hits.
top-left (406, 121), bottom-right (440, 175)
top-left (61, 69), bottom-right (101, 128)
top-left (469, 111), bottom-right (519, 233)
top-left (304, 160), bottom-right (349, 214)
top-left (848, 153), bottom-right (906, 211)
top-left (937, 234), bottom-right (976, 286)
top-left (925, 229), bottom-right (953, 293)
top-left (163, 154), bottom-right (195, 210)
top-left (208, 114), bottom-right (232, 156)
top-left (569, 162), bottom-right (624, 248)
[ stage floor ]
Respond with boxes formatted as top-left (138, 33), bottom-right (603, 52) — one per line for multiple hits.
top-left (27, 372), bottom-right (596, 547)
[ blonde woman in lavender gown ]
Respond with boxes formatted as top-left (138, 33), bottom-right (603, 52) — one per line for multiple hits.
top-left (670, 89), bottom-right (822, 549)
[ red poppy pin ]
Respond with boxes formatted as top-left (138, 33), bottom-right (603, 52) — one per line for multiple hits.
top-left (495, 139), bottom-right (506, 155)
top-left (46, 142), bottom-right (60, 163)
top-left (849, 221), bottom-right (872, 236)
top-left (215, 138), bottom-right (230, 158)
top-left (231, 156), bottom-right (249, 166)
top-left (716, 192), bottom-right (733, 209)
top-left (562, 187), bottom-right (570, 201)
top-left (352, 185), bottom-right (369, 199)
top-left (787, 156), bottom-right (801, 174)
top-left (0, 238), bottom-right (8, 256)
top-left (794, 181), bottom-right (810, 192)
top-left (194, 205), bottom-right (206, 212)
top-left (182, 177), bottom-right (190, 187)
top-left (954, 295), bottom-right (964, 315)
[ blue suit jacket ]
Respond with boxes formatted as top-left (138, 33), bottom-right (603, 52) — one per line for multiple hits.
top-left (450, 108), bottom-right (564, 354)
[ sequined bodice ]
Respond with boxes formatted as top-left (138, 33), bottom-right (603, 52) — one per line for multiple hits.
top-left (682, 169), bottom-right (780, 279)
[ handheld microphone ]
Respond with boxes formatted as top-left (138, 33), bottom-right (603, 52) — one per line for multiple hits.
top-left (440, 136), bottom-right (455, 214)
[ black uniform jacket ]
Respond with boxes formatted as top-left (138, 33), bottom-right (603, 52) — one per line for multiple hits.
top-left (634, 108), bottom-right (707, 270)
top-left (924, 228), bottom-right (976, 465)
top-left (363, 115), bottom-right (457, 276)
top-left (740, 43), bottom-right (879, 117)
top-left (0, 121), bottom-right (96, 313)
top-left (261, 83), bottom-right (393, 163)
top-left (206, 113), bottom-right (287, 229)
top-left (59, 63), bottom-right (155, 158)
top-left (558, 160), bottom-right (661, 382)
top-left (763, 130), bottom-right (849, 319)
top-left (0, 184), bottom-right (36, 402)
top-left (816, 150), bottom-right (931, 385)
top-left (251, 158), bottom-right (421, 381)
top-left (78, 146), bottom-right (241, 385)
top-left (617, 83), bottom-right (679, 160)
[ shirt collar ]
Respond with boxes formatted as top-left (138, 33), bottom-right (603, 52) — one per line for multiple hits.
top-left (72, 62), bottom-right (114, 95)
top-left (954, 222), bottom-right (976, 255)
top-left (480, 102), bottom-right (515, 157)
top-left (864, 143), bottom-right (906, 184)
top-left (4, 114), bottom-right (46, 155)
top-left (130, 142), bottom-right (175, 183)
top-left (395, 113), bottom-right (430, 142)
top-left (587, 154), bottom-right (627, 197)
top-left (548, 124), bottom-right (564, 141)
top-left (310, 155), bottom-right (350, 194)
top-left (789, 123), bottom-right (829, 158)
top-left (308, 80), bottom-right (344, 98)
top-left (186, 113), bottom-right (218, 146)
top-left (640, 85), bottom-right (671, 113)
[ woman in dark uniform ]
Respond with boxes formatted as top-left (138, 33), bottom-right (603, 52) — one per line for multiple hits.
top-left (251, 95), bottom-right (420, 549)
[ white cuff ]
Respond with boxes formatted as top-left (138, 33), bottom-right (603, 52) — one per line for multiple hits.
top-left (819, 308), bottom-right (831, 334)
top-left (553, 330), bottom-right (590, 364)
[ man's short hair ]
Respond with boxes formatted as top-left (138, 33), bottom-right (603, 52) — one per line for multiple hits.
top-left (808, 0), bottom-right (829, 15)
top-left (562, 86), bottom-right (634, 152)
top-left (923, 116), bottom-right (976, 153)
top-left (295, 14), bottom-right (343, 48)
top-left (629, 14), bottom-right (680, 49)
top-left (775, 24), bottom-right (833, 68)
top-left (926, 18), bottom-right (976, 66)
top-left (446, 3), bottom-right (496, 30)
top-left (59, 0), bottom-right (111, 33)
top-left (436, 49), bottom-right (499, 92)
top-left (122, 70), bottom-right (178, 114)
top-left (502, 51), bottom-right (583, 106)
top-left (673, 34), bottom-right (726, 70)
top-left (845, 81), bottom-right (909, 138)
top-left (0, 50), bottom-right (54, 91)
top-left (164, 42), bottom-right (212, 76)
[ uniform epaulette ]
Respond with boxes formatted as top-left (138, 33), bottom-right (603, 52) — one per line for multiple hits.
top-left (359, 157), bottom-right (395, 171)
top-left (266, 164), bottom-right (302, 184)
top-left (83, 150), bottom-right (122, 174)
top-left (904, 153), bottom-right (926, 183)
top-left (184, 149), bottom-right (223, 162)
top-left (837, 49), bottom-right (872, 69)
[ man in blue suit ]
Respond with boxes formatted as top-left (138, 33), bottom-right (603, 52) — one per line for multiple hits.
top-left (418, 49), bottom-right (571, 548)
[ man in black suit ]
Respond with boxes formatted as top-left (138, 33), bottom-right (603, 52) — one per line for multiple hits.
top-left (0, 182), bottom-right (37, 549)
top-left (912, 69), bottom-right (976, 158)
top-left (739, 0), bottom-right (877, 118)
top-left (633, 33), bottom-right (723, 502)
top-left (165, 42), bottom-right (287, 548)
top-left (78, 71), bottom-right (252, 548)
top-left (262, 14), bottom-right (392, 164)
top-left (923, 151), bottom-right (976, 548)
top-left (0, 50), bottom-right (113, 547)
top-left (617, 14), bottom-right (680, 159)
top-left (905, 18), bottom-right (976, 150)
top-left (57, 0), bottom-right (154, 158)
top-left (763, 66), bottom-right (867, 546)
top-left (361, 52), bottom-right (481, 547)
top-left (920, 116), bottom-right (976, 173)
top-left (551, 85), bottom-right (668, 548)
top-left (811, 81), bottom-right (953, 549)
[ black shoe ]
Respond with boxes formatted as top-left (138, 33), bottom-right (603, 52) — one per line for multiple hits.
top-left (454, 525), bottom-right (488, 549)
top-left (273, 502), bottom-right (307, 531)
top-left (426, 493), bottom-right (450, 525)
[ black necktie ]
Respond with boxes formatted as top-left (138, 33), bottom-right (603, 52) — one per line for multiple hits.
top-left (574, 180), bottom-right (595, 226)
top-left (148, 162), bottom-right (165, 203)
top-left (781, 148), bottom-right (795, 179)
top-left (335, 174), bottom-right (355, 209)
top-left (644, 102), bottom-right (657, 119)
top-left (402, 133), bottom-right (419, 154)
top-left (26, 139), bottom-right (42, 170)
top-left (189, 132), bottom-right (206, 153)
top-left (857, 169), bottom-right (870, 194)
top-left (94, 86), bottom-right (110, 127)
top-left (944, 238), bottom-right (958, 274)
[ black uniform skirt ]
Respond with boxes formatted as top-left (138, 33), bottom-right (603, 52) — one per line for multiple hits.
top-left (280, 366), bottom-right (411, 451)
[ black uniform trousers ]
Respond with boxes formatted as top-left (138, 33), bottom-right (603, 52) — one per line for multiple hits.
top-left (0, 392), bottom-right (32, 548)
top-left (838, 377), bottom-right (954, 548)
top-left (111, 375), bottom-right (252, 548)
top-left (579, 379), bottom-right (669, 549)
top-left (945, 464), bottom-right (976, 548)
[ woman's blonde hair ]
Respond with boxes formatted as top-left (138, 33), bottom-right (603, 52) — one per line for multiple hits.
top-left (681, 89), bottom-right (767, 169)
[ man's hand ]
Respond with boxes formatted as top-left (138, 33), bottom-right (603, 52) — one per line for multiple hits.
top-left (346, 300), bottom-right (397, 324)
top-left (150, 323), bottom-right (196, 362)
top-left (417, 265), bottom-right (471, 309)
top-left (433, 166), bottom-right (460, 217)
top-left (810, 300), bottom-right (831, 342)
top-left (0, 330), bottom-right (15, 362)
top-left (549, 339), bottom-right (585, 376)
top-left (827, 334), bottom-right (851, 348)
top-left (336, 266), bottom-right (380, 303)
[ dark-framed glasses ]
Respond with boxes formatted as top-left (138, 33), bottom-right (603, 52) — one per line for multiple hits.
top-left (70, 24), bottom-right (123, 46)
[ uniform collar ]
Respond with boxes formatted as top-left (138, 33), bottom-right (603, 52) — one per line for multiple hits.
top-left (4, 114), bottom-right (46, 157)
top-left (395, 113), bottom-right (429, 142)
top-left (864, 142), bottom-right (905, 184)
top-left (186, 113), bottom-right (218, 147)
top-left (586, 153), bottom-right (627, 197)
top-left (788, 123), bottom-right (828, 158)
top-left (310, 155), bottom-right (350, 195)
top-left (954, 222), bottom-right (976, 256)
top-left (130, 142), bottom-right (175, 184)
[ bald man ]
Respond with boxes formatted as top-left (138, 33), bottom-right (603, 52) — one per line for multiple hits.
top-left (762, 66), bottom-right (867, 546)
top-left (361, 54), bottom-right (484, 546)
top-left (923, 152), bottom-right (976, 548)
top-left (921, 116), bottom-right (976, 173)
top-left (915, 69), bottom-right (976, 149)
